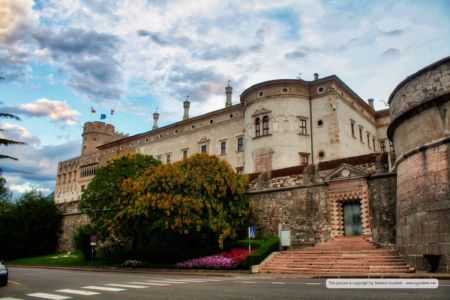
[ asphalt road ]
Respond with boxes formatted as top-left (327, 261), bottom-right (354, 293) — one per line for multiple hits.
top-left (0, 267), bottom-right (449, 300)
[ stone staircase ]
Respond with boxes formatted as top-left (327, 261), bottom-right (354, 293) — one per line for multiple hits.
top-left (260, 236), bottom-right (415, 276)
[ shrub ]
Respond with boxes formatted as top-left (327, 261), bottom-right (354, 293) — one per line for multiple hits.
top-left (73, 224), bottom-right (96, 260)
top-left (245, 236), bottom-right (279, 266)
top-left (177, 248), bottom-right (252, 270)
top-left (100, 236), bottom-right (132, 264)
top-left (0, 191), bottom-right (61, 260)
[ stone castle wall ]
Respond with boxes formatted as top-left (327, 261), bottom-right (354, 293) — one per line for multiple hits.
top-left (389, 56), bottom-right (450, 272)
top-left (396, 144), bottom-right (449, 271)
top-left (368, 173), bottom-right (397, 244)
top-left (249, 184), bottom-right (331, 246)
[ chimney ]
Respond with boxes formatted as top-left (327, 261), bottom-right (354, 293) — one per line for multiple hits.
top-left (313, 73), bottom-right (319, 80)
top-left (152, 111), bottom-right (159, 129)
top-left (225, 81), bottom-right (232, 107)
top-left (183, 96), bottom-right (190, 120)
top-left (368, 98), bottom-right (374, 109)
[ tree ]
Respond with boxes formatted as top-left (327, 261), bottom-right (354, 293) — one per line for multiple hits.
top-left (0, 190), bottom-right (61, 259)
top-left (0, 112), bottom-right (25, 160)
top-left (122, 154), bottom-right (251, 248)
top-left (79, 154), bottom-right (161, 252)
top-left (0, 171), bottom-right (11, 200)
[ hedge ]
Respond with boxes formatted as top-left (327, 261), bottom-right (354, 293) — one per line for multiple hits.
top-left (245, 236), bottom-right (279, 266)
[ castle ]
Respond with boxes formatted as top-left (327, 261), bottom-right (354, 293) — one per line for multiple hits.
top-left (55, 58), bottom-right (449, 272)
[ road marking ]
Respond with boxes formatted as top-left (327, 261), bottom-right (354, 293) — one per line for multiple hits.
top-left (27, 293), bottom-right (72, 300)
top-left (0, 298), bottom-right (24, 300)
top-left (56, 289), bottom-right (100, 296)
top-left (272, 282), bottom-right (286, 285)
top-left (104, 283), bottom-right (147, 289)
top-left (304, 283), bottom-right (322, 285)
top-left (146, 280), bottom-right (187, 284)
top-left (127, 281), bottom-right (169, 286)
top-left (165, 279), bottom-right (208, 283)
top-left (82, 286), bottom-right (126, 292)
top-left (237, 281), bottom-right (258, 284)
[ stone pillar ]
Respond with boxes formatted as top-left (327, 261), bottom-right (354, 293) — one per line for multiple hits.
top-left (368, 98), bottom-right (374, 109)
top-left (314, 73), bottom-right (319, 80)
top-left (152, 111), bottom-right (159, 129)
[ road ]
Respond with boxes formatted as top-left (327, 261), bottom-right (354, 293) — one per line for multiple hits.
top-left (0, 267), bottom-right (449, 300)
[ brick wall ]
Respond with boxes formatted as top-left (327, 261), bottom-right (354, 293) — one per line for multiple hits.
top-left (396, 143), bottom-right (449, 272)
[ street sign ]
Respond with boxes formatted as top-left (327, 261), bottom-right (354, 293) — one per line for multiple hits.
top-left (90, 236), bottom-right (97, 246)
top-left (248, 227), bottom-right (256, 239)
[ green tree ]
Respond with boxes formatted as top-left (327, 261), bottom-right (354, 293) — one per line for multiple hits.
top-left (123, 154), bottom-right (251, 248)
top-left (0, 190), bottom-right (61, 259)
top-left (0, 112), bottom-right (25, 160)
top-left (79, 154), bottom-right (161, 253)
top-left (0, 171), bottom-right (10, 200)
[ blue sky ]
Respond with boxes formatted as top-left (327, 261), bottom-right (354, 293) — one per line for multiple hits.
top-left (0, 0), bottom-right (449, 196)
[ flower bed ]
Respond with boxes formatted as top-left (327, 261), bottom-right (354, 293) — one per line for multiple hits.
top-left (176, 248), bottom-right (252, 269)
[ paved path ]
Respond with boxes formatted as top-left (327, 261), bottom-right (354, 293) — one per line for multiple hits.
top-left (0, 267), bottom-right (449, 300)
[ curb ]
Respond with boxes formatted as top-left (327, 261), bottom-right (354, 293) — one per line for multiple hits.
top-left (7, 265), bottom-right (450, 280)
top-left (6, 265), bottom-right (250, 277)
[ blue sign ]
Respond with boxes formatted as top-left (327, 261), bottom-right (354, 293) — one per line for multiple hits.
top-left (248, 227), bottom-right (256, 239)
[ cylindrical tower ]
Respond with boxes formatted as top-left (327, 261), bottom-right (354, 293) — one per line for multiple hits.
top-left (81, 121), bottom-right (115, 155)
top-left (388, 56), bottom-right (450, 272)
top-left (240, 79), bottom-right (312, 173)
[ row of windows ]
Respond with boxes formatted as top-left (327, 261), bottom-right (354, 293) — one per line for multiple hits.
top-left (80, 165), bottom-right (98, 178)
top-left (157, 137), bottom-right (245, 164)
top-left (254, 116), bottom-right (309, 137)
top-left (57, 171), bottom-right (77, 185)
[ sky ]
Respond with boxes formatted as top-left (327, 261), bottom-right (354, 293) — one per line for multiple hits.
top-left (0, 0), bottom-right (449, 197)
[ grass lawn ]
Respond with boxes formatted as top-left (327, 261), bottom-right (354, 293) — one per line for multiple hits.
top-left (6, 252), bottom-right (114, 268)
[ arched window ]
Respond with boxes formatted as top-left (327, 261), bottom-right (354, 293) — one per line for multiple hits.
top-left (255, 118), bottom-right (261, 137)
top-left (262, 116), bottom-right (269, 135)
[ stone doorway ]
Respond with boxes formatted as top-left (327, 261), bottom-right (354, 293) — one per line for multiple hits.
top-left (343, 202), bottom-right (363, 236)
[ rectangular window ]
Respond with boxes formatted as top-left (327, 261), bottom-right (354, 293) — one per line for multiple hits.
top-left (367, 133), bottom-right (370, 148)
top-left (255, 118), bottom-right (261, 137)
top-left (166, 154), bottom-right (171, 164)
top-left (157, 155), bottom-right (162, 161)
top-left (262, 116), bottom-right (270, 135)
top-left (236, 167), bottom-right (244, 174)
top-left (182, 149), bottom-right (188, 159)
top-left (359, 127), bottom-right (363, 143)
top-left (299, 118), bottom-right (307, 134)
top-left (389, 140), bottom-right (395, 152)
top-left (81, 185), bottom-right (85, 191)
top-left (300, 153), bottom-right (309, 165)
top-left (220, 141), bottom-right (227, 155)
top-left (201, 144), bottom-right (208, 153)
top-left (372, 137), bottom-right (376, 151)
top-left (350, 120), bottom-right (355, 137)
top-left (380, 140), bottom-right (386, 153)
top-left (237, 137), bottom-right (244, 151)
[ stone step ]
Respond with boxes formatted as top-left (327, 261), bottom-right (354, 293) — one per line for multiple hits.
top-left (259, 237), bottom-right (413, 275)
top-left (261, 267), bottom-right (414, 274)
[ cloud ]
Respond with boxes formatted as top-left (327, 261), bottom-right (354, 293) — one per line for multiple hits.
top-left (32, 28), bottom-right (123, 103)
top-left (284, 50), bottom-right (307, 59)
top-left (383, 29), bottom-right (405, 36)
top-left (0, 0), bottom-right (36, 81)
top-left (0, 122), bottom-right (40, 147)
top-left (381, 48), bottom-right (401, 58)
top-left (1, 99), bottom-right (81, 125)
top-left (1, 127), bottom-right (81, 195)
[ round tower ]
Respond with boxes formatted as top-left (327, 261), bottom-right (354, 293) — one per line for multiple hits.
top-left (240, 79), bottom-right (312, 173)
top-left (81, 121), bottom-right (116, 155)
top-left (388, 56), bottom-right (450, 272)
